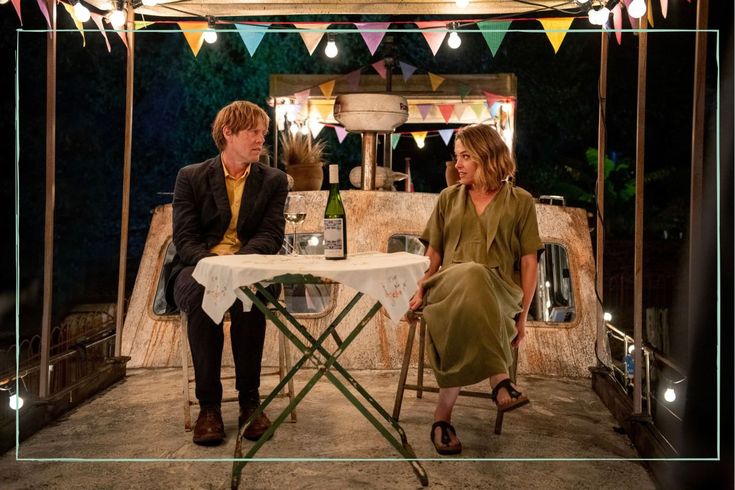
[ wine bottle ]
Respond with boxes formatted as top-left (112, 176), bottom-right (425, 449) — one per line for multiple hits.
top-left (323, 164), bottom-right (347, 260)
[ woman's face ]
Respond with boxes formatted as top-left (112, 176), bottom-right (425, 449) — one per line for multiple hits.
top-left (454, 139), bottom-right (479, 188)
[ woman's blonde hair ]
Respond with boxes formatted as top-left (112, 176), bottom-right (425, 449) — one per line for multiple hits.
top-left (455, 124), bottom-right (515, 192)
top-left (211, 101), bottom-right (270, 152)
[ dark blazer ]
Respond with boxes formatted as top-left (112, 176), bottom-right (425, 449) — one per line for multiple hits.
top-left (165, 155), bottom-right (288, 307)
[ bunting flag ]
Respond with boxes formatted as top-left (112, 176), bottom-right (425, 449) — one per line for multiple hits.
top-left (647, 0), bottom-right (655, 26)
top-left (477, 21), bottom-right (512, 57)
top-left (294, 88), bottom-right (310, 105)
top-left (90, 13), bottom-right (111, 52)
top-left (178, 22), bottom-right (207, 57)
top-left (235, 24), bottom-right (270, 57)
top-left (483, 90), bottom-right (515, 108)
top-left (453, 103), bottom-right (469, 120)
top-left (411, 131), bottom-right (428, 148)
top-left (318, 79), bottom-right (336, 97)
top-left (11, 0), bottom-right (21, 24)
top-left (417, 104), bottom-right (432, 120)
top-left (438, 129), bottom-right (454, 146)
top-left (612, 3), bottom-right (623, 45)
top-left (372, 59), bottom-right (387, 79)
top-left (116, 29), bottom-right (128, 50)
top-left (344, 69), bottom-right (361, 89)
top-left (334, 125), bottom-right (348, 143)
top-left (539, 17), bottom-right (574, 54)
top-left (391, 133), bottom-right (401, 149)
top-left (134, 21), bottom-right (155, 30)
top-left (660, 0), bottom-right (668, 18)
top-left (355, 22), bottom-right (390, 55)
top-left (470, 103), bottom-right (485, 120)
top-left (310, 121), bottom-right (325, 138)
top-left (438, 104), bottom-right (454, 123)
top-left (297, 23), bottom-right (330, 55)
top-left (61, 2), bottom-right (86, 46)
top-left (399, 61), bottom-right (416, 82)
top-left (457, 83), bottom-right (472, 101)
top-left (36, 0), bottom-right (51, 31)
top-left (415, 21), bottom-right (448, 56)
top-left (316, 101), bottom-right (333, 121)
top-left (427, 72), bottom-right (445, 91)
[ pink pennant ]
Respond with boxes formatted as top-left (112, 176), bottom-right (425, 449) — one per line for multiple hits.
top-left (372, 59), bottom-right (387, 79)
top-left (90, 12), bottom-right (112, 52)
top-left (483, 91), bottom-right (515, 108)
top-left (415, 21), bottom-right (448, 56)
top-left (356, 22), bottom-right (390, 55)
top-left (36, 0), bottom-right (51, 31)
top-left (660, 0), bottom-right (668, 18)
top-left (294, 89), bottom-right (310, 106)
top-left (334, 125), bottom-right (348, 143)
top-left (11, 0), bottom-right (22, 24)
top-left (417, 104), bottom-right (432, 120)
top-left (116, 29), bottom-right (128, 50)
top-left (344, 69), bottom-right (361, 89)
top-left (438, 104), bottom-right (454, 123)
top-left (613, 4), bottom-right (623, 45)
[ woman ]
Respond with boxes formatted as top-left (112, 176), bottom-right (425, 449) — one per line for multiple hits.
top-left (408, 124), bottom-right (542, 455)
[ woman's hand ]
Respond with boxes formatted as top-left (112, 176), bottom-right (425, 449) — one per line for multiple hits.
top-left (409, 284), bottom-right (424, 311)
top-left (511, 315), bottom-right (526, 348)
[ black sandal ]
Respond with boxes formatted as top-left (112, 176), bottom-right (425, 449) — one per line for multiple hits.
top-left (491, 378), bottom-right (530, 413)
top-left (430, 420), bottom-right (462, 455)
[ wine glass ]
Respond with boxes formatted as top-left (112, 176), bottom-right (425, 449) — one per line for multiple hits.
top-left (284, 194), bottom-right (306, 255)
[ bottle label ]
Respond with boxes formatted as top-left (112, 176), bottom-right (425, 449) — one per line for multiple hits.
top-left (323, 218), bottom-right (345, 258)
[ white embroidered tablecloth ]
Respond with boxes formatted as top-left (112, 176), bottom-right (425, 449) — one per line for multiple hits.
top-left (192, 252), bottom-right (429, 325)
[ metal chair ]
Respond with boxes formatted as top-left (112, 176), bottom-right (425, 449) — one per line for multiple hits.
top-left (180, 311), bottom-right (297, 431)
top-left (392, 309), bottom-right (519, 435)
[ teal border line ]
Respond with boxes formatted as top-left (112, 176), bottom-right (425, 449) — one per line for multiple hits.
top-left (13, 26), bottom-right (722, 464)
top-left (16, 28), bottom-right (719, 34)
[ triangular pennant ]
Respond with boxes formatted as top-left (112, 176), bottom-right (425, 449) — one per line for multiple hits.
top-left (116, 29), bottom-right (128, 50)
top-left (411, 131), bottom-right (428, 148)
top-left (61, 2), bottom-right (86, 46)
top-left (316, 102), bottom-right (333, 121)
top-left (294, 88), bottom-right (310, 105)
top-left (415, 21), bottom-right (447, 56)
top-left (90, 13), bottom-right (111, 52)
top-left (391, 133), bottom-right (401, 149)
top-left (660, 0), bottom-right (668, 18)
top-left (417, 104), bottom-right (432, 120)
top-left (477, 21), bottom-right (511, 57)
top-left (427, 72), bottom-right (445, 91)
top-left (539, 17), bottom-right (574, 54)
top-left (372, 60), bottom-right (387, 79)
top-left (36, 0), bottom-right (51, 31)
top-left (297, 23), bottom-right (330, 55)
top-left (453, 103), bottom-right (469, 120)
top-left (612, 4), bottom-right (623, 45)
top-left (438, 129), bottom-right (454, 146)
top-left (310, 121), bottom-right (325, 139)
top-left (399, 61), bottom-right (417, 83)
top-left (134, 21), bottom-right (154, 30)
top-left (355, 22), bottom-right (390, 55)
top-left (11, 0), bottom-right (22, 24)
top-left (318, 80), bottom-right (336, 97)
top-left (178, 22), bottom-right (207, 57)
top-left (457, 84), bottom-right (472, 101)
top-left (483, 91), bottom-right (505, 108)
top-left (647, 0), bottom-right (655, 26)
top-left (344, 69), bottom-right (361, 89)
top-left (438, 104), bottom-right (454, 123)
top-left (235, 24), bottom-right (269, 57)
top-left (470, 103), bottom-right (485, 120)
top-left (334, 126), bottom-right (348, 143)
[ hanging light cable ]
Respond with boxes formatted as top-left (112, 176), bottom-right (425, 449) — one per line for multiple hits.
top-left (203, 16), bottom-right (218, 44)
top-left (447, 22), bottom-right (462, 49)
top-left (324, 32), bottom-right (338, 58)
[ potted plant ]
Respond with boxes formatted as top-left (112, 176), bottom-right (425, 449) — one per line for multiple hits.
top-left (280, 133), bottom-right (326, 191)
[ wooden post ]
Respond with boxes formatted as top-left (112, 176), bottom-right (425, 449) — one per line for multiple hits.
top-left (39, 0), bottom-right (57, 400)
top-left (115, 4), bottom-right (135, 357)
top-left (596, 31), bottom-right (608, 363)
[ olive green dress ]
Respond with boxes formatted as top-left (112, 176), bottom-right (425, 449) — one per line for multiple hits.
top-left (420, 182), bottom-right (543, 388)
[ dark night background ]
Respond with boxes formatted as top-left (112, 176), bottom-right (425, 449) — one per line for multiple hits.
top-left (0, 1), bottom-right (732, 486)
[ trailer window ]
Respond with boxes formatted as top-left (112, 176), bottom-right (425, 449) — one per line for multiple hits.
top-left (152, 240), bottom-right (178, 316)
top-left (534, 243), bottom-right (576, 323)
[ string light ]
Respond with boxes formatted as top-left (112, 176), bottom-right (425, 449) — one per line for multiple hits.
top-left (627, 0), bottom-right (647, 18)
top-left (603, 312), bottom-right (612, 322)
top-left (141, 0), bottom-right (159, 6)
top-left (203, 17), bottom-right (218, 44)
top-left (447, 23), bottom-right (461, 49)
top-left (9, 392), bottom-right (23, 410)
top-left (109, 0), bottom-right (126, 29)
top-left (455, 0), bottom-right (469, 8)
top-left (663, 386), bottom-right (676, 403)
top-left (73, 1), bottom-right (91, 22)
top-left (0, 0), bottom-right (10, 5)
top-left (324, 32), bottom-right (338, 58)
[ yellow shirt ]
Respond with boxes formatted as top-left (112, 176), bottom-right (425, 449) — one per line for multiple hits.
top-left (210, 162), bottom-right (250, 255)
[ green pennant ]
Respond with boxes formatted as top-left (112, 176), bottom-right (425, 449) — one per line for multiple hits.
top-left (391, 133), bottom-right (401, 150)
top-left (478, 21), bottom-right (512, 57)
top-left (458, 84), bottom-right (472, 102)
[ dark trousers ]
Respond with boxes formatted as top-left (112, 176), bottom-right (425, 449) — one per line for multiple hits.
top-left (174, 266), bottom-right (265, 408)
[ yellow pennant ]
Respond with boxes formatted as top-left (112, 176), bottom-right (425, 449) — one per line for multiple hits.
top-left (316, 101), bottom-right (334, 121)
top-left (470, 103), bottom-right (485, 121)
top-left (539, 17), bottom-right (574, 54)
top-left (178, 22), bottom-right (207, 57)
top-left (647, 0), bottom-right (655, 27)
top-left (61, 2), bottom-right (86, 47)
top-left (428, 72), bottom-right (445, 91)
top-left (318, 79), bottom-right (336, 97)
top-left (411, 131), bottom-right (428, 148)
top-left (135, 21), bottom-right (155, 30)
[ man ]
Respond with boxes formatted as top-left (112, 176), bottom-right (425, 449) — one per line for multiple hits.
top-left (168, 100), bottom-right (288, 446)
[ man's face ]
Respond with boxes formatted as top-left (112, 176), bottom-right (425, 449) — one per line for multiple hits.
top-left (224, 123), bottom-right (268, 163)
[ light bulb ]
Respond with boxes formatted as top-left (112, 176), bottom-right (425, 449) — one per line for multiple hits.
top-left (597, 7), bottom-right (610, 24)
top-left (308, 236), bottom-right (320, 247)
top-left (416, 140), bottom-right (425, 149)
top-left (588, 8), bottom-right (598, 24)
top-left (545, 281), bottom-right (551, 288)
top-left (9, 393), bottom-right (23, 410)
top-left (0, 0), bottom-right (10, 5)
top-left (73, 2), bottom-right (91, 22)
top-left (325, 40), bottom-right (338, 58)
top-left (141, 0), bottom-right (158, 5)
top-left (455, 0), bottom-right (469, 8)
top-left (289, 124), bottom-right (299, 135)
top-left (663, 387), bottom-right (676, 403)
top-left (603, 312), bottom-right (612, 322)
top-left (447, 32), bottom-right (461, 49)
top-left (628, 344), bottom-right (635, 354)
top-left (628, 0), bottom-right (647, 18)
top-left (109, 9), bottom-right (126, 29)
top-left (204, 30), bottom-right (218, 44)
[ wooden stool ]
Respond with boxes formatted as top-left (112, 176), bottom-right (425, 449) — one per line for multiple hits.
top-left (180, 311), bottom-right (297, 431)
top-left (392, 310), bottom-right (519, 435)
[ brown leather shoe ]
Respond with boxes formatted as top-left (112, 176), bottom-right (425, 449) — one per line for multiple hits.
top-left (239, 405), bottom-right (272, 441)
top-left (193, 406), bottom-right (225, 446)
